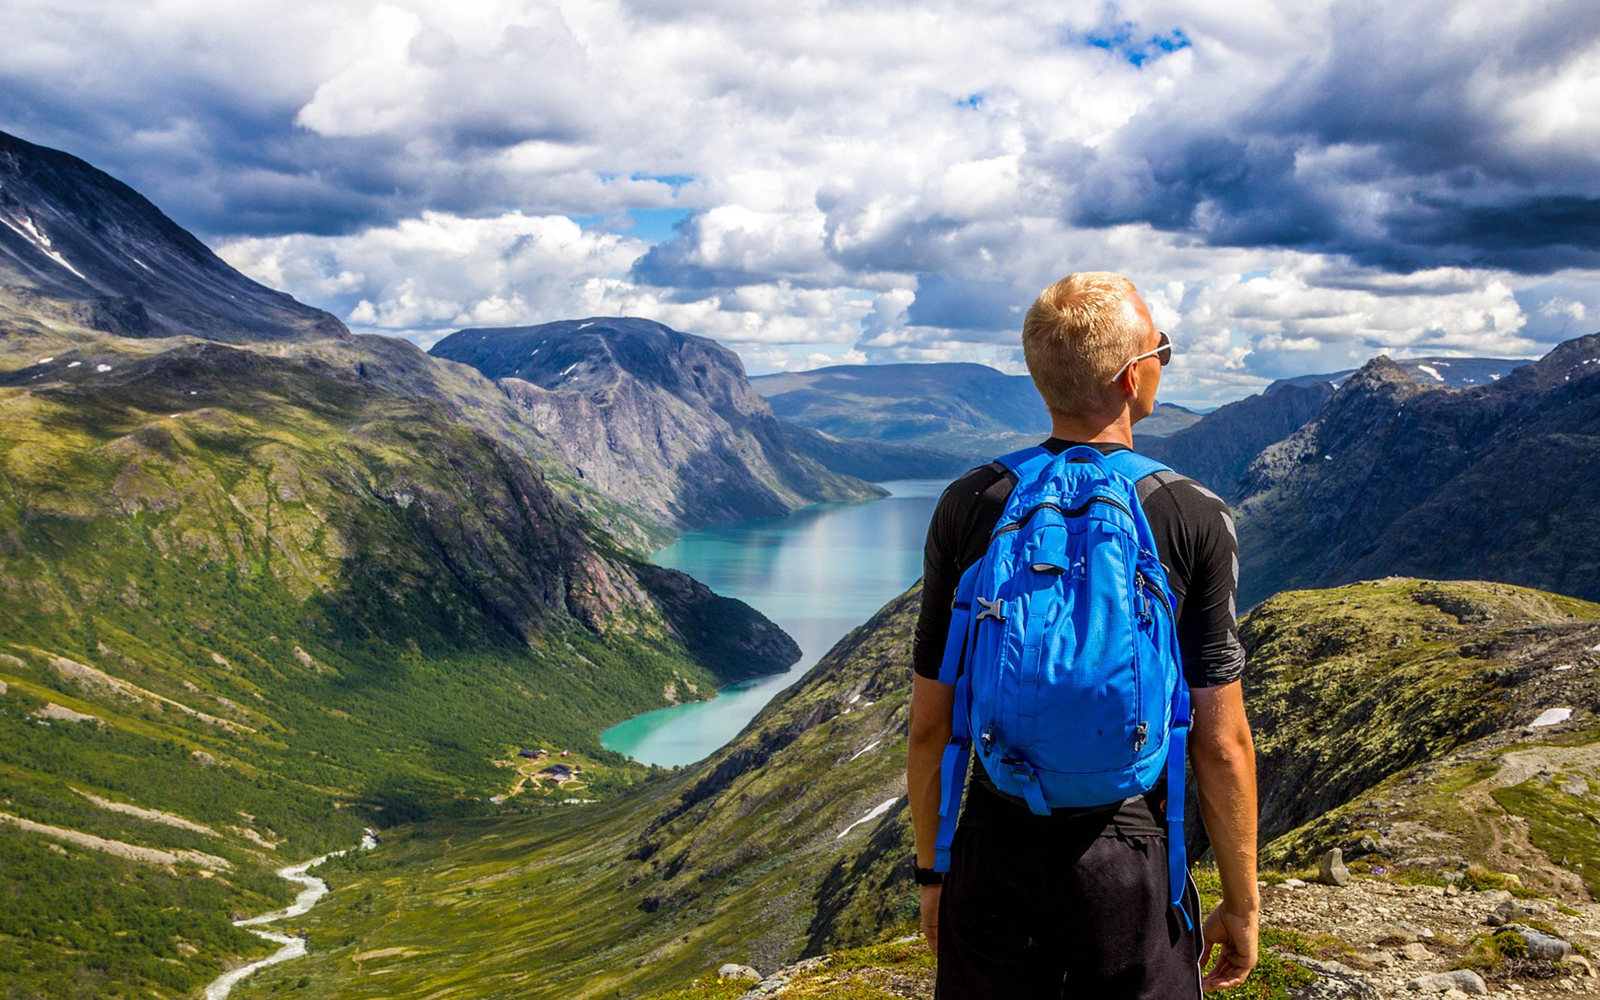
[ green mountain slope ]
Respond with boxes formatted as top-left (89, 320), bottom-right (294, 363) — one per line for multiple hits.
top-left (228, 588), bottom-right (922, 999)
top-left (231, 578), bottom-right (1600, 999)
top-left (0, 330), bottom-right (801, 998)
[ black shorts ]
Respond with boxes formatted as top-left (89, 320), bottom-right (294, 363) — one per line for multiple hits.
top-left (936, 824), bottom-right (1202, 1000)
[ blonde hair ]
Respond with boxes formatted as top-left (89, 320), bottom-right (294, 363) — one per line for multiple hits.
top-left (1021, 271), bottom-right (1147, 416)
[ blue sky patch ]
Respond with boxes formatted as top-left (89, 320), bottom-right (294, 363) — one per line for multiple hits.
top-left (1073, 24), bottom-right (1191, 67)
top-left (575, 207), bottom-right (692, 244)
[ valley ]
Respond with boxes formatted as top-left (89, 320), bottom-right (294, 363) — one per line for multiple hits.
top-left (3, 127), bottom-right (1599, 1000)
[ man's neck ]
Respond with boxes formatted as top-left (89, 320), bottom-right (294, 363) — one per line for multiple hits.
top-left (1049, 410), bottom-right (1134, 448)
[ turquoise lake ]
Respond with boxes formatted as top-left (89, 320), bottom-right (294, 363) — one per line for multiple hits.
top-left (600, 479), bottom-right (947, 766)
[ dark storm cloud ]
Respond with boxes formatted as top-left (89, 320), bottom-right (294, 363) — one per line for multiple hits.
top-left (1059, 0), bottom-right (1600, 275)
top-left (904, 273), bottom-right (1020, 331)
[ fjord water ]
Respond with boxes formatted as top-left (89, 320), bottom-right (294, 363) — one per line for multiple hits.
top-left (601, 480), bottom-right (946, 766)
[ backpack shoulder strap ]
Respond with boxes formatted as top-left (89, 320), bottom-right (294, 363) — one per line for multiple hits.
top-left (992, 445), bottom-right (1054, 484)
top-left (1100, 449), bottom-right (1171, 485)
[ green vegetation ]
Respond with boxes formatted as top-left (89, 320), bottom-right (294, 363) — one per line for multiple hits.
top-left (0, 337), bottom-right (793, 996)
top-left (1492, 780), bottom-right (1600, 898)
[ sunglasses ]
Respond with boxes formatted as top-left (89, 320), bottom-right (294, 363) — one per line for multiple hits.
top-left (1111, 331), bottom-right (1172, 382)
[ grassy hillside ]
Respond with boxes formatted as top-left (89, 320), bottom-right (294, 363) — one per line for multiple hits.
top-left (229, 588), bottom-right (923, 999)
top-left (0, 332), bottom-right (797, 998)
top-left (226, 578), bottom-right (1600, 999)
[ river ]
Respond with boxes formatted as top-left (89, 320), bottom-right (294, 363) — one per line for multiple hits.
top-left (601, 479), bottom-right (945, 767)
top-left (204, 832), bottom-right (377, 1000)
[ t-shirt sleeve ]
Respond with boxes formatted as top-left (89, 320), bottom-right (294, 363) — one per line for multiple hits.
top-left (912, 466), bottom-right (1003, 680)
top-left (912, 481), bottom-right (965, 681)
top-left (1141, 475), bottom-right (1246, 688)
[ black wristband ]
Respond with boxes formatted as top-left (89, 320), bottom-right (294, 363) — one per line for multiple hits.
top-left (911, 858), bottom-right (944, 886)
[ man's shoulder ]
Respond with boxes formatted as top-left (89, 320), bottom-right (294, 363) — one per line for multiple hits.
top-left (1134, 463), bottom-right (1231, 513)
top-left (937, 461), bottom-right (1012, 508)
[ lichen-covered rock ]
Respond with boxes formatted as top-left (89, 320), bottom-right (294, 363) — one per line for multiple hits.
top-left (717, 963), bottom-right (762, 982)
top-left (1486, 898), bottom-right (1546, 926)
top-left (1499, 923), bottom-right (1573, 960)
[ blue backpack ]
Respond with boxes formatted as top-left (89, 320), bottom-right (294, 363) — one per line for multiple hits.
top-left (933, 445), bottom-right (1193, 928)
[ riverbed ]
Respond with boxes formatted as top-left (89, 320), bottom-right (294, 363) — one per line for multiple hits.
top-left (600, 479), bottom-right (945, 766)
top-left (204, 833), bottom-right (377, 1000)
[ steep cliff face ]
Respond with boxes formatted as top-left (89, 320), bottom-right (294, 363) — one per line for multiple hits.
top-left (0, 130), bottom-right (345, 343)
top-left (1141, 381), bottom-right (1334, 500)
top-left (1233, 335), bottom-right (1600, 608)
top-left (431, 319), bottom-right (884, 530)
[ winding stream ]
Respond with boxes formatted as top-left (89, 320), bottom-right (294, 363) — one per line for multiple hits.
top-left (204, 832), bottom-right (377, 1000)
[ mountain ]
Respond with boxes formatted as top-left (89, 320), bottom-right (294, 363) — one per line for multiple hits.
top-left (0, 134), bottom-right (801, 998)
top-left (1139, 356), bottom-right (1535, 503)
top-left (430, 319), bottom-right (884, 531)
top-left (1141, 381), bottom-right (1335, 501)
top-left (0, 130), bottom-right (346, 344)
top-left (750, 361), bottom-right (1202, 461)
top-left (1269, 356), bottom-right (1534, 392)
top-left (1233, 334), bottom-right (1600, 608)
top-left (229, 578), bottom-right (1600, 1000)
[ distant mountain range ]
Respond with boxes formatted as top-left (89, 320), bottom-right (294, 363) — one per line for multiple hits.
top-left (1233, 336), bottom-right (1600, 607)
top-left (1268, 356), bottom-right (1532, 392)
top-left (750, 361), bottom-right (1202, 460)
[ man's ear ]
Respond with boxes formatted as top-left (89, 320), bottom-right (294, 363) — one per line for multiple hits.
top-left (1116, 361), bottom-right (1141, 400)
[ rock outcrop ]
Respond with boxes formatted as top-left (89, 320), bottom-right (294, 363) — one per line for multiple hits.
top-left (432, 319), bottom-right (884, 531)
top-left (1234, 335), bottom-right (1600, 608)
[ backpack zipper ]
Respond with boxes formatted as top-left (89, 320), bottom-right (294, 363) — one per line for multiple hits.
top-left (989, 495), bottom-right (1132, 541)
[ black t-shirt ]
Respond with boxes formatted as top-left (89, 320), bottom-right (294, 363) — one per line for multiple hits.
top-left (913, 439), bottom-right (1245, 835)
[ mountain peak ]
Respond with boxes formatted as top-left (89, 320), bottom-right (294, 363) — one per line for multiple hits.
top-left (0, 129), bottom-right (346, 344)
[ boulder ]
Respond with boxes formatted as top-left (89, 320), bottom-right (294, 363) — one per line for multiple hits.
top-left (1282, 954), bottom-right (1380, 998)
top-left (1405, 969), bottom-right (1488, 995)
top-left (1317, 848), bottom-right (1350, 886)
top-left (1485, 898), bottom-right (1544, 926)
top-left (1500, 924), bottom-right (1573, 960)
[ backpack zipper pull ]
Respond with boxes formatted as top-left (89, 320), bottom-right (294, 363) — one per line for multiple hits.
top-left (1135, 572), bottom-right (1152, 624)
top-left (1134, 722), bottom-right (1149, 753)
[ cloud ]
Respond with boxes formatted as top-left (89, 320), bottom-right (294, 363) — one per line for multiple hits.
top-left (6, 0), bottom-right (1598, 407)
top-left (1059, 0), bottom-right (1600, 273)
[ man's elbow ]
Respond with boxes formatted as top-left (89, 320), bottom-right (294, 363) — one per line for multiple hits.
top-left (1190, 720), bottom-right (1255, 773)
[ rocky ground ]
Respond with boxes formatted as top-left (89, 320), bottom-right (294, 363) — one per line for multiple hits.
top-left (1258, 872), bottom-right (1597, 998)
top-left (672, 871), bottom-right (1599, 1000)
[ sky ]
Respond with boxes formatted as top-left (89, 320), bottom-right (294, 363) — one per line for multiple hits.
top-left (4, 0), bottom-right (1599, 408)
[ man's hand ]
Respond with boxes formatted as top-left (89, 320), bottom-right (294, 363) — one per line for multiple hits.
top-left (1199, 903), bottom-right (1257, 992)
top-left (919, 883), bottom-right (941, 954)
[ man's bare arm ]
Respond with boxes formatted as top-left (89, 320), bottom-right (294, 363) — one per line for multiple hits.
top-left (908, 674), bottom-right (955, 951)
top-left (1189, 680), bottom-right (1259, 991)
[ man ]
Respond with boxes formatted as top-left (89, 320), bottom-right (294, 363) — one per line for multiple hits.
top-left (906, 272), bottom-right (1259, 998)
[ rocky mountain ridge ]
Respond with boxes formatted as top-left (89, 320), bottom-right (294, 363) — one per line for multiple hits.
top-left (431, 319), bottom-right (884, 532)
top-left (1233, 334), bottom-right (1600, 608)
top-left (0, 130), bottom-right (345, 344)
